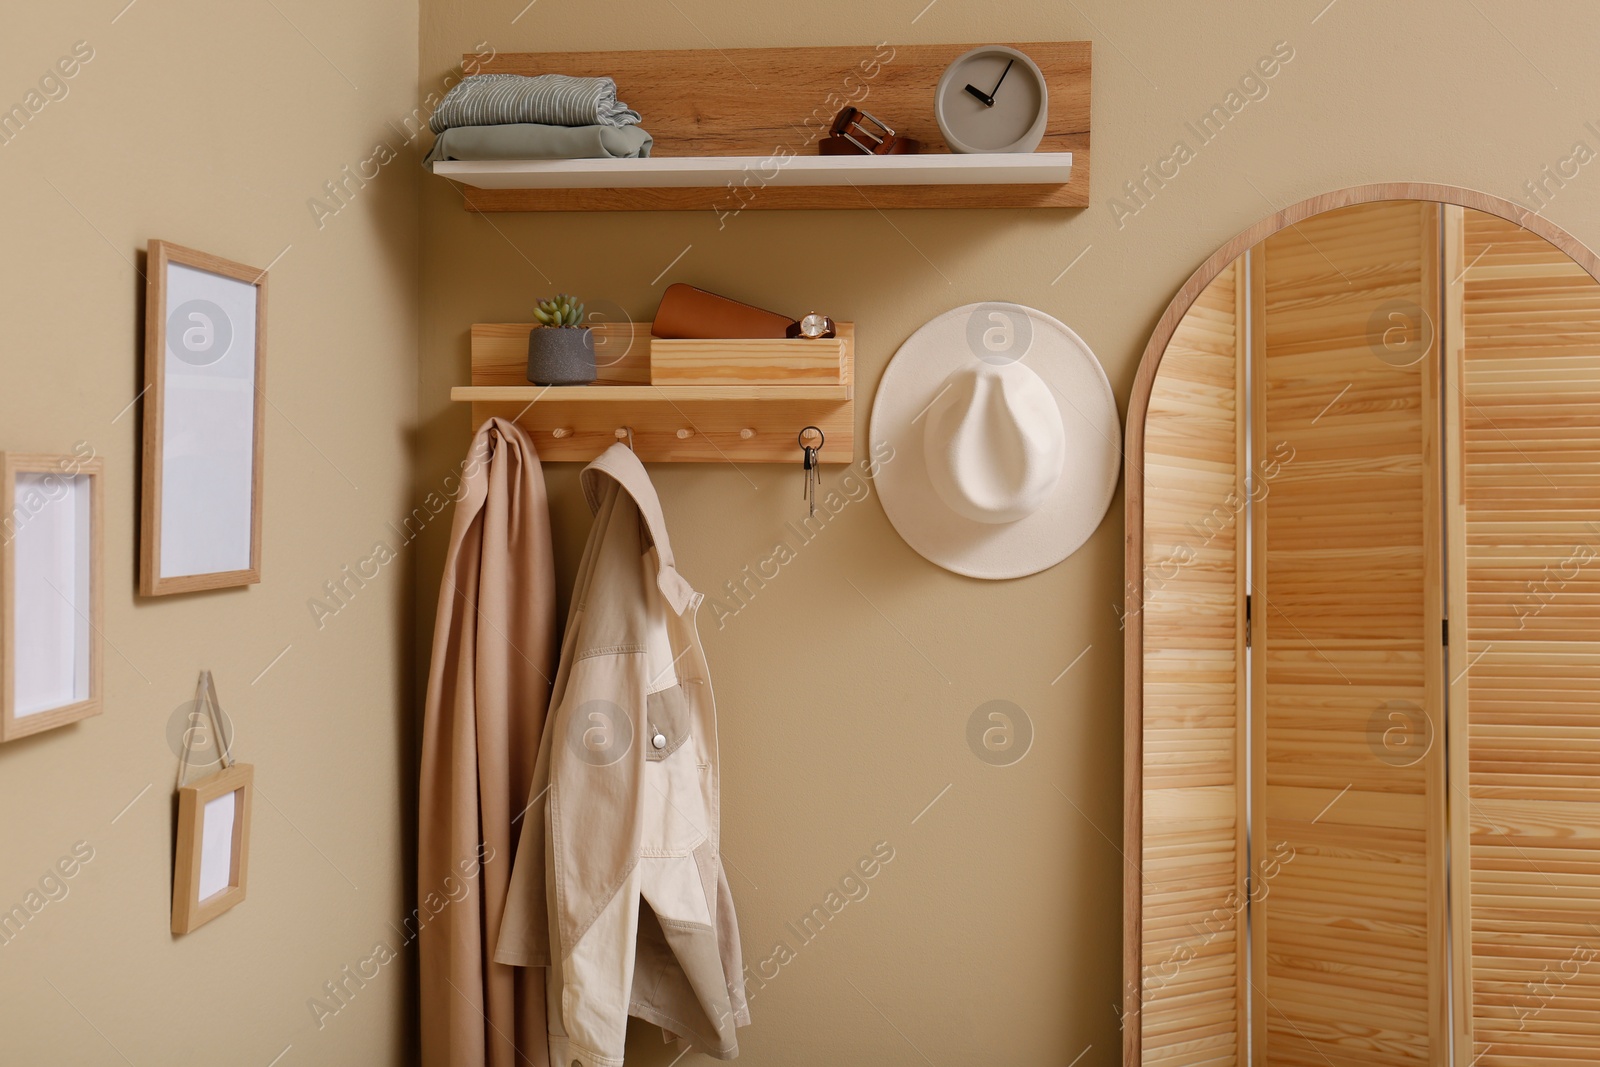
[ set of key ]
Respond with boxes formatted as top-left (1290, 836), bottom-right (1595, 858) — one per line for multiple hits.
top-left (799, 426), bottom-right (824, 518)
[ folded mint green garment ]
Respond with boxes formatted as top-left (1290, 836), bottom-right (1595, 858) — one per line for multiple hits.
top-left (429, 74), bottom-right (640, 134)
top-left (424, 123), bottom-right (653, 166)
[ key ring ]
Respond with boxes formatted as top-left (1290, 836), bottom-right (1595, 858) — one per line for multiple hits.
top-left (798, 427), bottom-right (825, 518)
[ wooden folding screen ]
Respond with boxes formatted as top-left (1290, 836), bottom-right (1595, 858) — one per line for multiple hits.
top-left (1139, 200), bottom-right (1600, 1066)
top-left (1448, 208), bottom-right (1600, 1066)
top-left (1250, 201), bottom-right (1446, 1065)
top-left (1140, 259), bottom-right (1249, 1066)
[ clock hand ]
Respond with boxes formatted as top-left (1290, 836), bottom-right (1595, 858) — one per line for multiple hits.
top-left (963, 83), bottom-right (994, 107)
top-left (988, 58), bottom-right (1015, 98)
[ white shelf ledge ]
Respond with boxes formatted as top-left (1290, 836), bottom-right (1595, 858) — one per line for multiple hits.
top-left (433, 152), bottom-right (1072, 190)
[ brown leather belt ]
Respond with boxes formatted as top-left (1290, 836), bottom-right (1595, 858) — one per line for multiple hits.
top-left (819, 106), bottom-right (921, 156)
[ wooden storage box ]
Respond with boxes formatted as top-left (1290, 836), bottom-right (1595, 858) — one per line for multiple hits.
top-left (650, 334), bottom-right (847, 386)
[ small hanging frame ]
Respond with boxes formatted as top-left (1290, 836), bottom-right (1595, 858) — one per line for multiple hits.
top-left (171, 671), bottom-right (253, 935)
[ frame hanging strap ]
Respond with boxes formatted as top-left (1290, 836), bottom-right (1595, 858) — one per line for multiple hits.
top-left (176, 670), bottom-right (236, 788)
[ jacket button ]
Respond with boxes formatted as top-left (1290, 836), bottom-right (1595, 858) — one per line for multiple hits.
top-left (651, 732), bottom-right (667, 750)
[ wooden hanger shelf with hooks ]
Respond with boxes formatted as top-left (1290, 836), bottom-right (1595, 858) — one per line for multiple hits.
top-left (451, 321), bottom-right (855, 463)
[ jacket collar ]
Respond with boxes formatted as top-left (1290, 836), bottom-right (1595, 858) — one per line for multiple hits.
top-left (581, 444), bottom-right (698, 616)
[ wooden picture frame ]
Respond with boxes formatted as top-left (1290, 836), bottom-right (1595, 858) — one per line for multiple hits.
top-left (1, 452), bottom-right (104, 742)
top-left (141, 240), bottom-right (267, 596)
top-left (172, 761), bottom-right (253, 934)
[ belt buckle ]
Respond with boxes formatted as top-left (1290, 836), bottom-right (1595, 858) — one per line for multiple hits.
top-left (832, 107), bottom-right (896, 155)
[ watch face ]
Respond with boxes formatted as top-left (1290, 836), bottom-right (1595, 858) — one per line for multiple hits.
top-left (936, 46), bottom-right (1048, 154)
top-left (800, 313), bottom-right (830, 338)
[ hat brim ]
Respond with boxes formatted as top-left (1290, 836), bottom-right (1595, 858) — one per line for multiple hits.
top-left (869, 303), bottom-right (1122, 580)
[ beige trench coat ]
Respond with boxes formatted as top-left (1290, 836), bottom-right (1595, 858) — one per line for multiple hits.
top-left (496, 444), bottom-right (750, 1067)
top-left (419, 419), bottom-right (557, 1067)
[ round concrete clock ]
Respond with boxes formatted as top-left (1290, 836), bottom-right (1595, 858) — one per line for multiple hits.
top-left (934, 45), bottom-right (1049, 154)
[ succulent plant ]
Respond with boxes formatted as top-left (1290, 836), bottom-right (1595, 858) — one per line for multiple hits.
top-left (532, 294), bottom-right (586, 328)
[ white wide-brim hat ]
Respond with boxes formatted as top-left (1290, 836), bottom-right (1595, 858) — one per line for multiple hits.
top-left (870, 302), bottom-right (1122, 580)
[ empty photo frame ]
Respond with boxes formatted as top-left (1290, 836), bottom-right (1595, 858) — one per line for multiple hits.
top-left (172, 761), bottom-right (253, 935)
top-left (1, 452), bottom-right (104, 743)
top-left (141, 240), bottom-right (267, 596)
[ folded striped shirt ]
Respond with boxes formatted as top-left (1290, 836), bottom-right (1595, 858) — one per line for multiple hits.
top-left (429, 74), bottom-right (642, 133)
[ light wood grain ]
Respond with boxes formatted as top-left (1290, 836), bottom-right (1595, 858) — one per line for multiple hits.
top-left (1444, 204), bottom-right (1475, 1066)
top-left (1139, 259), bottom-right (1247, 1067)
top-left (1253, 200), bottom-right (1440, 1067)
top-left (1422, 204), bottom-right (1452, 1064)
top-left (455, 42), bottom-right (1090, 211)
top-left (1455, 210), bottom-right (1600, 1067)
top-left (454, 385), bottom-right (850, 403)
top-left (461, 322), bottom-right (855, 463)
top-left (0, 453), bottom-right (104, 743)
top-left (472, 322), bottom-right (649, 386)
top-left (1230, 262), bottom-right (1252, 1067)
top-left (140, 239), bottom-right (268, 597)
top-left (651, 336), bottom-right (844, 385)
top-left (1124, 183), bottom-right (1600, 1067)
top-left (465, 398), bottom-right (855, 464)
top-left (1246, 245), bottom-right (1268, 1067)
top-left (171, 762), bottom-right (253, 935)
top-left (459, 181), bottom-right (1081, 212)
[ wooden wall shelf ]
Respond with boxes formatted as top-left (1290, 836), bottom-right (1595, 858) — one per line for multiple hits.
top-left (439, 42), bottom-right (1089, 212)
top-left (455, 384), bottom-right (850, 403)
top-left (453, 323), bottom-right (855, 463)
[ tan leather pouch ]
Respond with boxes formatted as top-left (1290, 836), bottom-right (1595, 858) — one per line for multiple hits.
top-left (651, 283), bottom-right (793, 339)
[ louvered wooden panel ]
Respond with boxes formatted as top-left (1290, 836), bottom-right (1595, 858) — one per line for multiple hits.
top-left (1453, 209), bottom-right (1600, 1066)
top-left (1252, 201), bottom-right (1447, 1066)
top-left (1142, 258), bottom-right (1248, 1066)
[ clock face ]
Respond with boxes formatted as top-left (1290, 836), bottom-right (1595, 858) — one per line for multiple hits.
top-left (935, 46), bottom-right (1048, 154)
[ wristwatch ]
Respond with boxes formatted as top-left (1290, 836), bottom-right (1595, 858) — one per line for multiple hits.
top-left (786, 313), bottom-right (837, 339)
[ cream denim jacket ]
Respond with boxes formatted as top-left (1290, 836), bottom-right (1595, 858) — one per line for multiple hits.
top-left (497, 445), bottom-right (749, 1067)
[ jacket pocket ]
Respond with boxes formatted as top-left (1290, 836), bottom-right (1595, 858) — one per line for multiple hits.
top-left (646, 683), bottom-right (691, 761)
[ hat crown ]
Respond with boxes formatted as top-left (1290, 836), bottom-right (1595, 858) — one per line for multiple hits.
top-left (923, 361), bottom-right (1066, 525)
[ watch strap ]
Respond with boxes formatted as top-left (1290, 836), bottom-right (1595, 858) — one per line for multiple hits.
top-left (786, 315), bottom-right (837, 339)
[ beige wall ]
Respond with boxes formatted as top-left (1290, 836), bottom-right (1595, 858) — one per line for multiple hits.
top-left (0, 1), bottom-right (421, 1064)
top-left (5, 0), bottom-right (1599, 1065)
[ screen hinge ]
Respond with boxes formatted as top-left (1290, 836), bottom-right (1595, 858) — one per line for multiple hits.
top-left (1443, 617), bottom-right (1449, 647)
top-left (1245, 594), bottom-right (1252, 648)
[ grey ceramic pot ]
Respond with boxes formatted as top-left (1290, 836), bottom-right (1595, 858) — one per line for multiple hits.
top-left (526, 327), bottom-right (597, 385)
